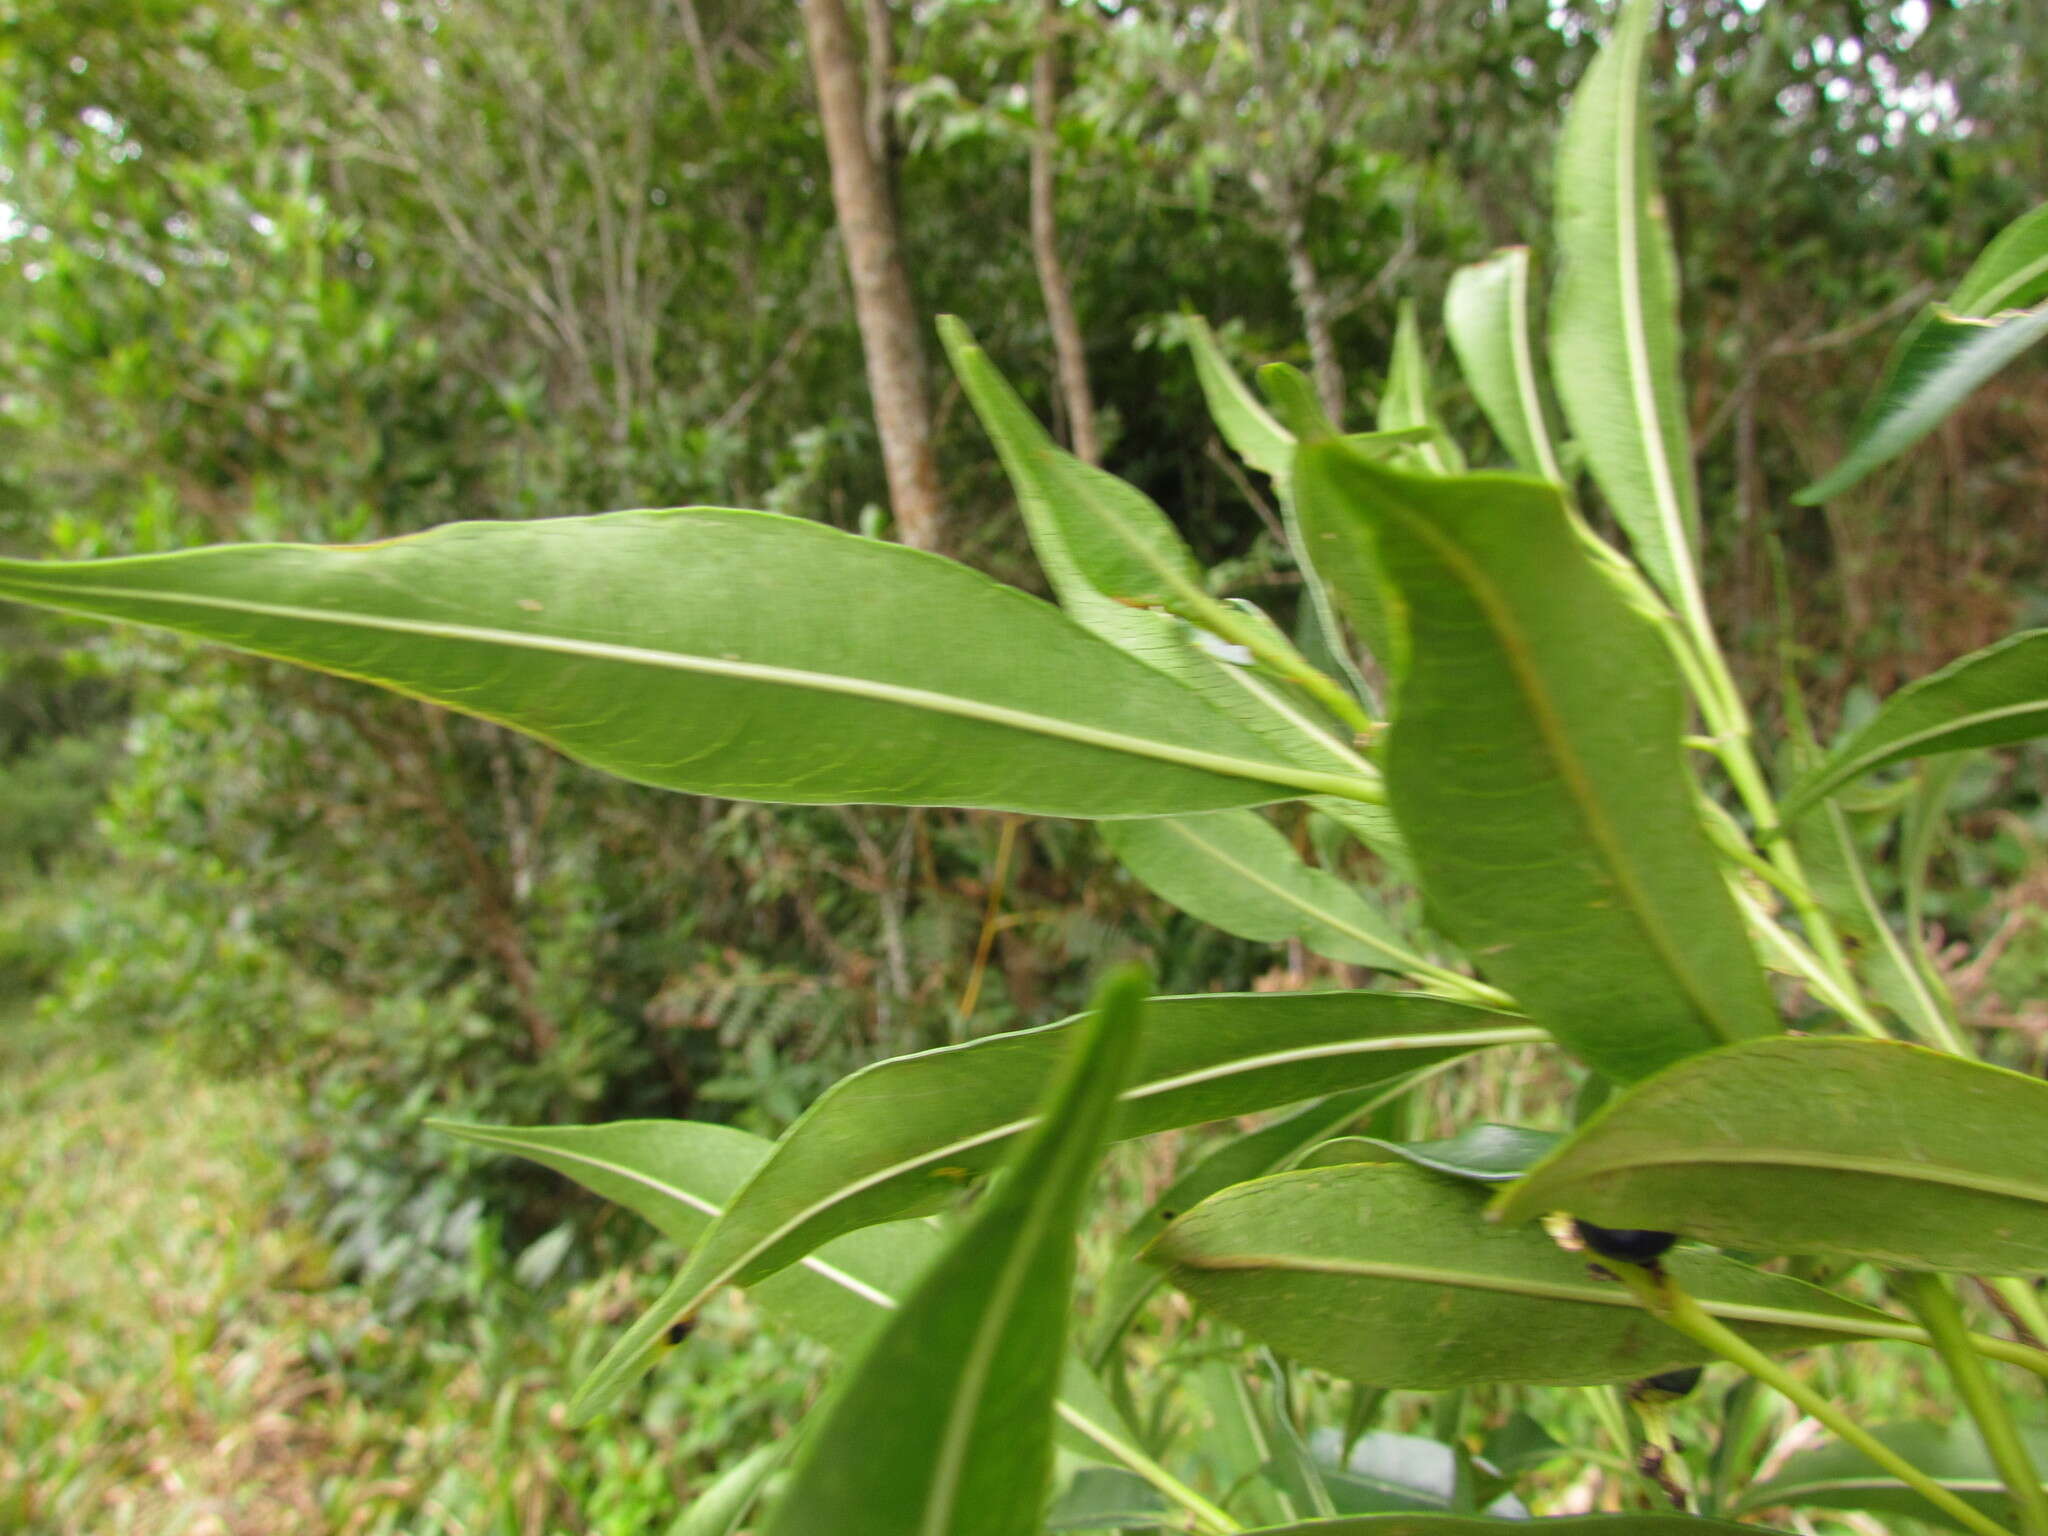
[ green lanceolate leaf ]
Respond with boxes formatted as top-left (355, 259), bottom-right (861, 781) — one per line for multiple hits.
top-left (1733, 1421), bottom-right (2048, 1532)
top-left (593, 992), bottom-right (1542, 1413)
top-left (1444, 248), bottom-right (1568, 487)
top-left (433, 1118), bottom-right (933, 1354)
top-left (943, 317), bottom-right (1391, 826)
top-left (1378, 298), bottom-right (1466, 476)
top-left (1234, 1517), bottom-right (1785, 1534)
top-left (1549, 0), bottom-right (1703, 621)
top-left (1187, 315), bottom-right (1295, 480)
top-left (1101, 811), bottom-right (1469, 991)
top-left (1293, 444), bottom-right (1779, 1083)
top-left (1088, 1086), bottom-right (1400, 1366)
top-left (0, 511), bottom-right (1377, 818)
top-left (1780, 629), bottom-right (2048, 819)
top-left (1799, 200), bottom-right (2048, 504)
top-left (759, 968), bottom-right (1148, 1536)
top-left (1951, 201), bottom-right (2048, 316)
top-left (1185, 317), bottom-right (1379, 713)
top-left (434, 1118), bottom-right (1144, 1472)
top-left (1308, 1124), bottom-right (1562, 1185)
top-left (1795, 302), bottom-right (2048, 505)
top-left (1148, 1162), bottom-right (1906, 1390)
top-left (1493, 1036), bottom-right (2048, 1272)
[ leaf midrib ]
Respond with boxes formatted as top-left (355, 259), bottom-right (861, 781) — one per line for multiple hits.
top-left (1528, 1144), bottom-right (2048, 1207)
top-left (0, 575), bottom-right (1384, 805)
top-left (1168, 1252), bottom-right (1914, 1341)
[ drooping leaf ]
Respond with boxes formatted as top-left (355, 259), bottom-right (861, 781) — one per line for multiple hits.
top-left (1088, 1086), bottom-right (1401, 1366)
top-left (1233, 1517), bottom-right (1784, 1534)
top-left (1795, 302), bottom-right (2048, 505)
top-left (604, 992), bottom-right (1541, 1409)
top-left (1378, 298), bottom-right (1466, 476)
top-left (1293, 444), bottom-right (1779, 1083)
top-left (1101, 810), bottom-right (1452, 984)
top-left (1799, 200), bottom-right (2048, 503)
top-left (1444, 248), bottom-right (1568, 486)
top-left (1148, 1162), bottom-right (1905, 1389)
top-left (1733, 1420), bottom-right (2048, 1532)
top-left (431, 1118), bottom-right (1141, 1467)
top-left (1780, 629), bottom-right (2048, 818)
top-left (1308, 1124), bottom-right (1562, 1185)
top-left (759, 968), bottom-right (1148, 1536)
top-left (0, 511), bottom-right (1378, 818)
top-left (1492, 1036), bottom-right (2048, 1272)
top-left (1548, 0), bottom-right (1704, 619)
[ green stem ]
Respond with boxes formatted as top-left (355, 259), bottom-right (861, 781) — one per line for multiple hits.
top-left (1729, 882), bottom-right (1890, 1038)
top-left (1993, 1279), bottom-right (2048, 1356)
top-left (1903, 1271), bottom-right (2048, 1536)
top-left (1065, 1411), bottom-right (1241, 1534)
top-left (1171, 591), bottom-right (1377, 737)
top-left (1609, 1260), bottom-right (2022, 1536)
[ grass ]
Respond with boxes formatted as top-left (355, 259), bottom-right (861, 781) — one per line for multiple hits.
top-left (0, 1001), bottom-right (820, 1536)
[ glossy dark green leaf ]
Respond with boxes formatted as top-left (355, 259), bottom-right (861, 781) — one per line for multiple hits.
top-left (1548, 0), bottom-right (1704, 619)
top-left (1795, 302), bottom-right (2048, 504)
top-left (760, 968), bottom-right (1147, 1536)
top-left (1293, 443), bottom-right (1779, 1083)
top-left (1148, 1163), bottom-right (1904, 1389)
top-left (1235, 1517), bottom-right (1783, 1534)
top-left (586, 992), bottom-right (1540, 1418)
top-left (1733, 1421), bottom-right (2048, 1531)
top-left (1316, 1124), bottom-right (1563, 1185)
top-left (1493, 1036), bottom-right (2048, 1272)
top-left (0, 512), bottom-right (1378, 818)
top-left (1101, 811), bottom-right (1463, 987)
top-left (1088, 1087), bottom-right (1398, 1366)
top-left (431, 1118), bottom-right (1141, 1467)
top-left (1780, 630), bottom-right (2048, 819)
top-left (1444, 248), bottom-right (1567, 486)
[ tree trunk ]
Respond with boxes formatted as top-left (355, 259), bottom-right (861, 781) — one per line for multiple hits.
top-left (800, 0), bottom-right (946, 551)
top-left (1029, 0), bottom-right (1100, 464)
top-left (1281, 208), bottom-right (1346, 425)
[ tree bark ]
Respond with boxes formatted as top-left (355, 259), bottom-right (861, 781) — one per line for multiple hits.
top-left (1280, 207), bottom-right (1346, 425)
top-left (800, 0), bottom-right (946, 551)
top-left (1029, 0), bottom-right (1100, 464)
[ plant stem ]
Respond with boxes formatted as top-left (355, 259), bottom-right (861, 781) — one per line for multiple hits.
top-left (1171, 591), bottom-right (1377, 737)
top-left (1902, 1271), bottom-right (2048, 1536)
top-left (1060, 1407), bottom-right (1242, 1534)
top-left (1729, 882), bottom-right (1890, 1038)
top-left (1993, 1279), bottom-right (2048, 1354)
top-left (1608, 1259), bottom-right (2022, 1536)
